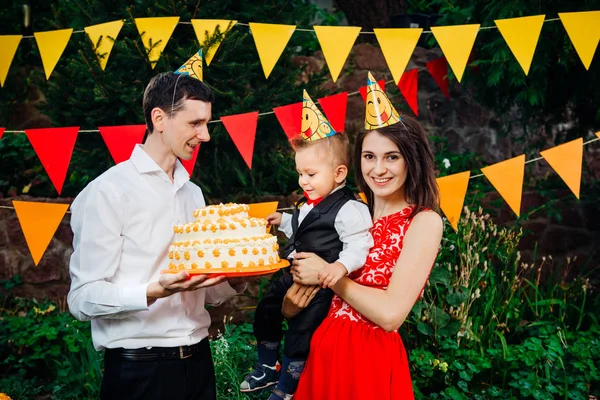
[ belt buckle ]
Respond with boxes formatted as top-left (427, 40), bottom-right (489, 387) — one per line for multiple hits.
top-left (179, 346), bottom-right (192, 359)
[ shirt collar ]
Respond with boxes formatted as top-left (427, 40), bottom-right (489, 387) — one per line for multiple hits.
top-left (130, 145), bottom-right (190, 188)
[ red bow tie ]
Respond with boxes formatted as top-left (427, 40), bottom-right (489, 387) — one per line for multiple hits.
top-left (303, 191), bottom-right (324, 206)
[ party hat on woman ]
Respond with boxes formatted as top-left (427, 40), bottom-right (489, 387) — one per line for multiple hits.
top-left (364, 71), bottom-right (401, 130)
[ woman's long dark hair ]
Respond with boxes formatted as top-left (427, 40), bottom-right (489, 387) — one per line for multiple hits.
top-left (353, 116), bottom-right (439, 219)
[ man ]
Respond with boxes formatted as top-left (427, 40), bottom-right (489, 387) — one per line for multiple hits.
top-left (68, 71), bottom-right (245, 400)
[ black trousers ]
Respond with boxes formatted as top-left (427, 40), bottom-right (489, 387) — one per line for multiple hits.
top-left (253, 270), bottom-right (334, 359)
top-left (100, 338), bottom-right (216, 400)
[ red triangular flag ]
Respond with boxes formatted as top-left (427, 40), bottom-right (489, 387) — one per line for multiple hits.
top-left (318, 92), bottom-right (348, 133)
top-left (180, 145), bottom-right (200, 176)
top-left (360, 80), bottom-right (386, 101)
top-left (426, 57), bottom-right (449, 99)
top-left (0, 127), bottom-right (5, 140)
top-left (398, 68), bottom-right (419, 116)
top-left (273, 102), bottom-right (302, 140)
top-left (98, 125), bottom-right (147, 164)
top-left (25, 127), bottom-right (79, 195)
top-left (221, 111), bottom-right (259, 169)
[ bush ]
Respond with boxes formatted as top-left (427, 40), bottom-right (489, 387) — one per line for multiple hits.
top-left (1, 211), bottom-right (598, 399)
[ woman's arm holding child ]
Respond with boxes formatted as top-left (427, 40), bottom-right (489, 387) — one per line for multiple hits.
top-left (294, 211), bottom-right (442, 332)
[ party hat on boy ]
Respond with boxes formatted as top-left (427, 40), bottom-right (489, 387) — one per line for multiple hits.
top-left (301, 89), bottom-right (335, 141)
top-left (364, 71), bottom-right (401, 130)
top-left (175, 49), bottom-right (203, 81)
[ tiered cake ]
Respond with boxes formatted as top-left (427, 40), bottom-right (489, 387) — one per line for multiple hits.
top-left (167, 203), bottom-right (281, 272)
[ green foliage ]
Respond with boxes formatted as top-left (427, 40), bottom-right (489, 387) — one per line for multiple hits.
top-left (0, 0), bottom-right (327, 201)
top-left (1, 209), bottom-right (599, 399)
top-left (0, 296), bottom-right (102, 400)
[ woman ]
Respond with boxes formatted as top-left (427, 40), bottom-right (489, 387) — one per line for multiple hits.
top-left (286, 116), bottom-right (443, 399)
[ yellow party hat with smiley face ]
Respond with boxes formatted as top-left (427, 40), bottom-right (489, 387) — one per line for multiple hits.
top-left (175, 49), bottom-right (203, 81)
top-left (301, 90), bottom-right (335, 141)
top-left (364, 71), bottom-right (401, 130)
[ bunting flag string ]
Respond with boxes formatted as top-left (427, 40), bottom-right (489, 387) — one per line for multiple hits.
top-left (1, 12), bottom-right (598, 86)
top-left (1, 136), bottom-right (598, 264)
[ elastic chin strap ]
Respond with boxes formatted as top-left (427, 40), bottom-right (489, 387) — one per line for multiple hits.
top-left (170, 74), bottom-right (184, 118)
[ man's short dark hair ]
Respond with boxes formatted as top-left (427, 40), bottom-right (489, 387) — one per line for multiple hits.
top-left (143, 72), bottom-right (215, 133)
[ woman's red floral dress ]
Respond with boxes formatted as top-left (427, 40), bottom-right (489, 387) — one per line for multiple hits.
top-left (295, 207), bottom-right (416, 400)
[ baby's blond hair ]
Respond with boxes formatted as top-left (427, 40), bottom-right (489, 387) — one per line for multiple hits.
top-left (290, 134), bottom-right (351, 168)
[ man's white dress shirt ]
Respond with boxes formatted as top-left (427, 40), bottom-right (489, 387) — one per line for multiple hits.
top-left (68, 145), bottom-right (238, 350)
top-left (279, 186), bottom-right (374, 274)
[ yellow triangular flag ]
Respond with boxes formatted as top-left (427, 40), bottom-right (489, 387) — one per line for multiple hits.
top-left (436, 171), bottom-right (470, 231)
top-left (431, 24), bottom-right (480, 82)
top-left (540, 138), bottom-right (583, 198)
top-left (249, 22), bottom-right (296, 79)
top-left (248, 201), bottom-right (279, 219)
top-left (481, 155), bottom-right (525, 217)
top-left (134, 17), bottom-right (180, 69)
top-left (0, 35), bottom-right (22, 87)
top-left (495, 15), bottom-right (545, 75)
top-left (34, 28), bottom-right (73, 80)
top-left (374, 28), bottom-right (422, 84)
top-left (559, 11), bottom-right (600, 70)
top-left (191, 19), bottom-right (237, 66)
top-left (314, 26), bottom-right (362, 82)
top-left (84, 20), bottom-right (124, 70)
top-left (12, 201), bottom-right (69, 266)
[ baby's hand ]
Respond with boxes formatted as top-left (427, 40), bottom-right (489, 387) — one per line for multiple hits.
top-left (318, 262), bottom-right (348, 288)
top-left (266, 212), bottom-right (283, 226)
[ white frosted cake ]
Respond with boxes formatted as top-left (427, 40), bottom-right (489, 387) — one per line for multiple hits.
top-left (167, 203), bottom-right (281, 271)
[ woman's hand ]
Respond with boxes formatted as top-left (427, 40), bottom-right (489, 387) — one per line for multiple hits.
top-left (290, 252), bottom-right (328, 285)
top-left (281, 283), bottom-right (320, 319)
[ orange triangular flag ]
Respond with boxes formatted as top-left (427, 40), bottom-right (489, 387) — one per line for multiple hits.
top-left (358, 192), bottom-right (367, 203)
top-left (313, 26), bottom-right (361, 82)
top-left (0, 35), bottom-right (22, 87)
top-left (249, 23), bottom-right (296, 78)
top-left (12, 200), bottom-right (69, 265)
top-left (134, 17), bottom-right (180, 69)
top-left (248, 201), bottom-right (279, 219)
top-left (596, 131), bottom-right (600, 139)
top-left (481, 155), bottom-right (525, 217)
top-left (34, 28), bottom-right (73, 79)
top-left (431, 24), bottom-right (480, 82)
top-left (436, 171), bottom-right (470, 231)
top-left (540, 138), bottom-right (583, 198)
top-left (191, 19), bottom-right (237, 66)
top-left (559, 11), bottom-right (600, 70)
top-left (84, 20), bottom-right (124, 70)
top-left (495, 15), bottom-right (545, 75)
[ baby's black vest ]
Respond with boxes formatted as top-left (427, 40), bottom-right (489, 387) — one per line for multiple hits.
top-left (281, 186), bottom-right (356, 264)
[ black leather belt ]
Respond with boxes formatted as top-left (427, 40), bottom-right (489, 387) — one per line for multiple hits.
top-left (105, 338), bottom-right (208, 361)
